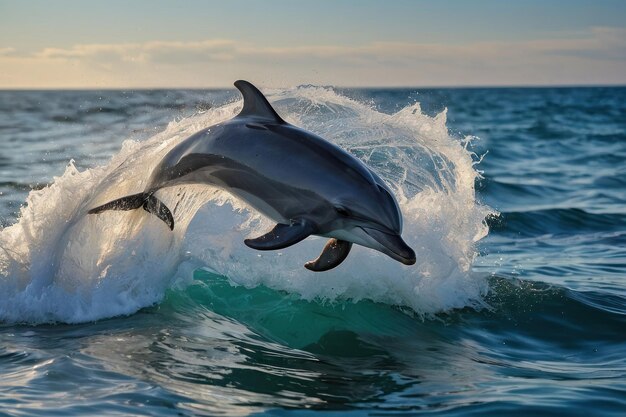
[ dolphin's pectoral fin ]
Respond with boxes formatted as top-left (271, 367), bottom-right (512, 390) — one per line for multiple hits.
top-left (143, 194), bottom-right (175, 230)
top-left (244, 220), bottom-right (315, 250)
top-left (304, 239), bottom-right (353, 272)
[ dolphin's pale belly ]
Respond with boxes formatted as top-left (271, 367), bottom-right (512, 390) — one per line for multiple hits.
top-left (231, 188), bottom-right (288, 224)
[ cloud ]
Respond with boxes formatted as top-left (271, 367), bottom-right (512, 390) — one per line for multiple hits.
top-left (36, 40), bottom-right (237, 63)
top-left (542, 27), bottom-right (626, 61)
top-left (1, 27), bottom-right (624, 88)
top-left (0, 47), bottom-right (16, 56)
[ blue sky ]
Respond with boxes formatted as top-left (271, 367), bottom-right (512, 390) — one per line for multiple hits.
top-left (1, 0), bottom-right (625, 88)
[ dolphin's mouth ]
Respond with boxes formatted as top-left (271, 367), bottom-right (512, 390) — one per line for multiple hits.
top-left (360, 227), bottom-right (416, 265)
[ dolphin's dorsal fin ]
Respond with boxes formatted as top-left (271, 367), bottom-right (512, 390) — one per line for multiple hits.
top-left (234, 80), bottom-right (285, 123)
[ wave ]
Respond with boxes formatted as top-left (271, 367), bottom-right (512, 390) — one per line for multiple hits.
top-left (0, 86), bottom-right (492, 324)
top-left (491, 208), bottom-right (626, 237)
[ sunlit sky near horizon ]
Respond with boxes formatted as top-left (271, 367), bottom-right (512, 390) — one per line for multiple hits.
top-left (1, 0), bottom-right (625, 88)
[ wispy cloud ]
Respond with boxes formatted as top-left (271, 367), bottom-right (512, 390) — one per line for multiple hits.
top-left (543, 27), bottom-right (626, 60)
top-left (1, 27), bottom-right (624, 88)
top-left (0, 47), bottom-right (16, 56)
top-left (36, 40), bottom-right (237, 62)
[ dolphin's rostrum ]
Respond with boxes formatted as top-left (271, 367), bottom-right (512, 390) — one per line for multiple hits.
top-left (89, 80), bottom-right (416, 271)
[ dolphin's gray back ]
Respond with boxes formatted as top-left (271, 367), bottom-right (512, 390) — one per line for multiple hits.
top-left (149, 120), bottom-right (380, 223)
top-left (147, 81), bottom-right (402, 232)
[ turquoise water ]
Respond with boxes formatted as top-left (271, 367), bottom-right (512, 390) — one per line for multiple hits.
top-left (0, 87), bottom-right (625, 415)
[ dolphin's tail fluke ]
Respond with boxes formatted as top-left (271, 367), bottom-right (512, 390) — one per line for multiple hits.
top-left (88, 192), bottom-right (175, 230)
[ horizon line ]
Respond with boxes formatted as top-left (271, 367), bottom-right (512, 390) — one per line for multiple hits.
top-left (2, 82), bottom-right (625, 92)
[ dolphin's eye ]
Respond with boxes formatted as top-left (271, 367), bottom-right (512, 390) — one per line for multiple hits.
top-left (335, 206), bottom-right (351, 217)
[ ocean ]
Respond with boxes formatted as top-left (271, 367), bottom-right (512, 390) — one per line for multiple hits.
top-left (0, 86), bottom-right (624, 416)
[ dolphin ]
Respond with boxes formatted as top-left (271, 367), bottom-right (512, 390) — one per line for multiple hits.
top-left (89, 80), bottom-right (416, 271)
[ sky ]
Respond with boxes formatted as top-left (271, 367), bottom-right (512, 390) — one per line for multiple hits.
top-left (1, 0), bottom-right (625, 88)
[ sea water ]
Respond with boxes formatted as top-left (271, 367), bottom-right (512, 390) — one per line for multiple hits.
top-left (0, 86), bottom-right (624, 416)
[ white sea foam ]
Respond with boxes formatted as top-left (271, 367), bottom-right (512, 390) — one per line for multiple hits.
top-left (0, 86), bottom-right (492, 323)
